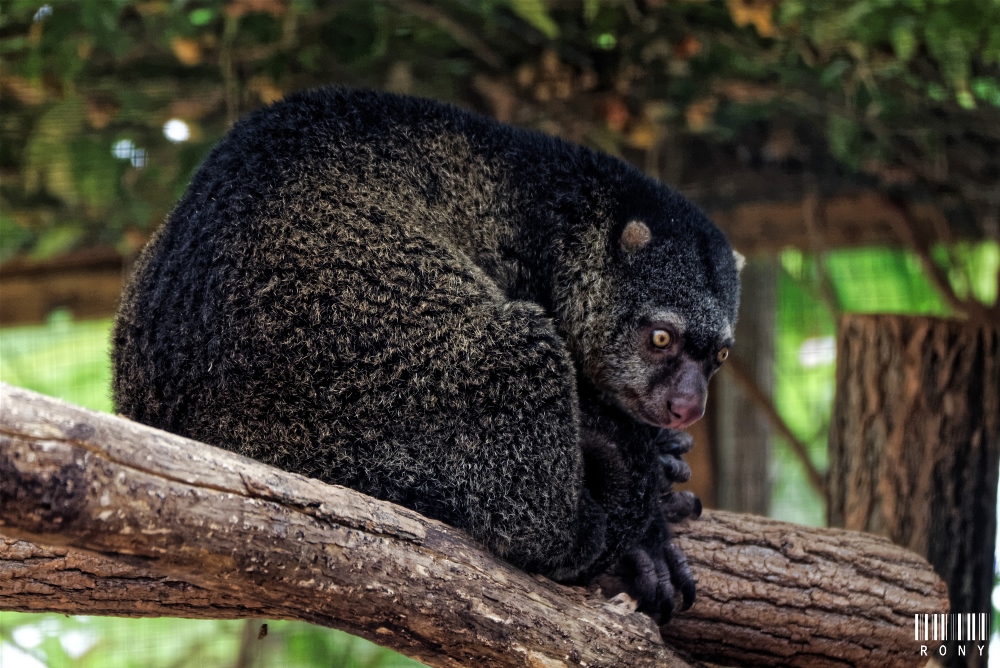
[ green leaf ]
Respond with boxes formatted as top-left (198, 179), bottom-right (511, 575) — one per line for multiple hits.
top-left (189, 8), bottom-right (214, 26)
top-left (596, 32), bottom-right (616, 49)
top-left (891, 18), bottom-right (917, 62)
top-left (923, 8), bottom-right (972, 89)
top-left (508, 0), bottom-right (559, 39)
top-left (971, 77), bottom-right (1000, 106)
top-left (777, 0), bottom-right (805, 26)
top-left (956, 88), bottom-right (975, 109)
top-left (583, 0), bottom-right (600, 23)
top-left (927, 81), bottom-right (947, 100)
top-left (826, 114), bottom-right (861, 167)
top-left (820, 59), bottom-right (851, 88)
top-left (31, 224), bottom-right (85, 259)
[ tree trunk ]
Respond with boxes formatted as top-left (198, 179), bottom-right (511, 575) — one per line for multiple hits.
top-left (0, 383), bottom-right (948, 667)
top-left (828, 314), bottom-right (1000, 668)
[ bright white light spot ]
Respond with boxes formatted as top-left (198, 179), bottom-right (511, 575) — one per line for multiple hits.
top-left (11, 626), bottom-right (42, 649)
top-left (798, 336), bottom-right (836, 368)
top-left (130, 148), bottom-right (147, 168)
top-left (33, 4), bottom-right (52, 21)
top-left (60, 630), bottom-right (98, 658)
top-left (0, 643), bottom-right (47, 668)
top-left (112, 139), bottom-right (136, 160)
top-left (112, 140), bottom-right (147, 167)
top-left (163, 118), bottom-right (191, 143)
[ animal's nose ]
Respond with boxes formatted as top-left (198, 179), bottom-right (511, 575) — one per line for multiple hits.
top-left (668, 399), bottom-right (705, 429)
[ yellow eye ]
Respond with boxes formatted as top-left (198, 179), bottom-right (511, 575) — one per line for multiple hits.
top-left (717, 347), bottom-right (730, 363)
top-left (651, 329), bottom-right (671, 348)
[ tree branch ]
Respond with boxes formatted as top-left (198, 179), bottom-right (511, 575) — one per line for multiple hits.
top-left (882, 195), bottom-right (999, 326)
top-left (0, 384), bottom-right (947, 667)
top-left (723, 354), bottom-right (827, 497)
top-left (666, 512), bottom-right (949, 667)
top-left (386, 0), bottom-right (503, 69)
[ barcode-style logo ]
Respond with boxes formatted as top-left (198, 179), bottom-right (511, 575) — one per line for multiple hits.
top-left (914, 614), bottom-right (991, 642)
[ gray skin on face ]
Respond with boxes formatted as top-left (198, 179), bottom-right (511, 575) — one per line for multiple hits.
top-left (111, 87), bottom-right (741, 621)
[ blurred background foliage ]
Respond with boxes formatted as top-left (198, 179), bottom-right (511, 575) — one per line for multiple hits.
top-left (1, 0), bottom-right (999, 664)
top-left (0, 613), bottom-right (423, 667)
top-left (1, 0), bottom-right (999, 260)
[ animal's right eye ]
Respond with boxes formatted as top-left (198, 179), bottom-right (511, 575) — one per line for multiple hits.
top-left (651, 329), bottom-right (672, 348)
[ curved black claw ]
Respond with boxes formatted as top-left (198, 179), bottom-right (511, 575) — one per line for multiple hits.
top-left (622, 543), bottom-right (676, 623)
top-left (663, 490), bottom-right (702, 523)
top-left (664, 537), bottom-right (696, 611)
top-left (621, 523), bottom-right (698, 623)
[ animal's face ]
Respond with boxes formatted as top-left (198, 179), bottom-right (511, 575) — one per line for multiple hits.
top-left (560, 198), bottom-right (741, 430)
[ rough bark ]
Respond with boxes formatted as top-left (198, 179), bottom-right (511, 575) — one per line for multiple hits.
top-left (666, 512), bottom-right (949, 667)
top-left (0, 383), bottom-right (948, 667)
top-left (828, 314), bottom-right (1000, 668)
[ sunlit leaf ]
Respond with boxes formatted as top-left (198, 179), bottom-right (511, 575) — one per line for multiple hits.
top-left (890, 18), bottom-right (917, 62)
top-left (189, 8), bottom-right (214, 25)
top-left (971, 77), bottom-right (1000, 106)
top-left (956, 88), bottom-right (975, 109)
top-left (30, 224), bottom-right (85, 259)
top-left (508, 0), bottom-right (559, 39)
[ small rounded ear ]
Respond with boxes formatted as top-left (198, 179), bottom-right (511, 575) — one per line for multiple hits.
top-left (621, 220), bottom-right (652, 253)
top-left (733, 249), bottom-right (746, 273)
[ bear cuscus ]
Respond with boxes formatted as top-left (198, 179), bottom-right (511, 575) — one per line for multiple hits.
top-left (112, 86), bottom-right (741, 621)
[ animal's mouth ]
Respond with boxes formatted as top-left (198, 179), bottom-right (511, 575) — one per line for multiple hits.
top-left (665, 409), bottom-right (700, 430)
top-left (614, 390), bottom-right (677, 429)
top-left (612, 386), bottom-right (705, 430)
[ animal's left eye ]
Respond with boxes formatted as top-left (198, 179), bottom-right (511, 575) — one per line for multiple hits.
top-left (651, 329), bottom-right (671, 348)
top-left (716, 347), bottom-right (730, 363)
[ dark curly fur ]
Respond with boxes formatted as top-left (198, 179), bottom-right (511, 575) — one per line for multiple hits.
top-left (112, 87), bottom-right (740, 617)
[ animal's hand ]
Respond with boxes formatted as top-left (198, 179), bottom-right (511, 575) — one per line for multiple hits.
top-left (653, 428), bottom-right (702, 522)
top-left (621, 527), bottom-right (696, 623)
top-left (654, 428), bottom-right (693, 484)
top-left (663, 489), bottom-right (702, 523)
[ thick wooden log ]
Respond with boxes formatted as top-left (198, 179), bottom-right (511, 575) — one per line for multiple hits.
top-left (828, 314), bottom-right (1000, 668)
top-left (0, 383), bottom-right (948, 667)
top-left (0, 535), bottom-right (291, 620)
top-left (667, 513), bottom-right (948, 667)
top-left (0, 382), bottom-right (690, 668)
